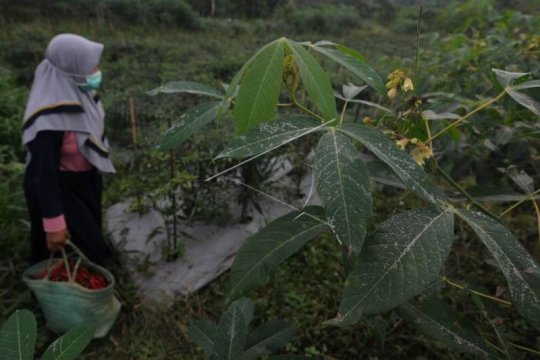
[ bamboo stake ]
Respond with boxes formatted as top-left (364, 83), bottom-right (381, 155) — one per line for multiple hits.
top-left (129, 97), bottom-right (137, 146)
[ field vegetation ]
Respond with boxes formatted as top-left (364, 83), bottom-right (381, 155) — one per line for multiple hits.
top-left (0, 0), bottom-right (539, 358)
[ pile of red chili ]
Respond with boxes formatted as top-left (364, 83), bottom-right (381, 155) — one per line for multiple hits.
top-left (33, 260), bottom-right (109, 290)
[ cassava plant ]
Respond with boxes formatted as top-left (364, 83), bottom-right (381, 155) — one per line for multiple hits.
top-left (150, 37), bottom-right (540, 357)
top-left (188, 297), bottom-right (305, 359)
top-left (0, 309), bottom-right (94, 360)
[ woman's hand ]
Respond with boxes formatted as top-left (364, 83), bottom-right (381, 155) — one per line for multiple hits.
top-left (46, 228), bottom-right (69, 252)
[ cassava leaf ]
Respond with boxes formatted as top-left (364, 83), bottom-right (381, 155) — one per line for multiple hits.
top-left (398, 298), bottom-right (491, 356)
top-left (338, 123), bottom-right (447, 204)
top-left (457, 210), bottom-right (540, 331)
top-left (492, 69), bottom-right (540, 115)
top-left (234, 41), bottom-right (285, 134)
top-left (158, 101), bottom-right (227, 150)
top-left (287, 40), bottom-right (337, 122)
top-left (189, 320), bottom-right (218, 356)
top-left (329, 208), bottom-right (454, 326)
top-left (506, 168), bottom-right (534, 194)
top-left (226, 207), bottom-right (329, 302)
top-left (214, 299), bottom-right (248, 360)
top-left (315, 130), bottom-right (372, 254)
top-left (453, 186), bottom-right (538, 203)
top-left (335, 44), bottom-right (367, 62)
top-left (492, 68), bottom-right (529, 87)
top-left (421, 110), bottom-right (461, 120)
top-left (0, 309), bottom-right (36, 360)
top-left (41, 324), bottom-right (94, 360)
top-left (313, 44), bottom-right (386, 97)
top-left (235, 298), bottom-right (255, 326)
top-left (505, 88), bottom-right (540, 116)
top-left (217, 116), bottom-right (321, 159)
top-left (364, 158), bottom-right (405, 189)
top-left (342, 83), bottom-right (367, 100)
top-left (225, 40), bottom-right (279, 101)
top-left (243, 320), bottom-right (295, 360)
top-left (511, 79), bottom-right (540, 91)
top-left (146, 81), bottom-right (224, 98)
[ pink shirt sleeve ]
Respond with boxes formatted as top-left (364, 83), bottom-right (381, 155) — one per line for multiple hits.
top-left (43, 214), bottom-right (67, 233)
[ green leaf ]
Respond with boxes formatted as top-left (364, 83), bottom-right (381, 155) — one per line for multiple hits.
top-left (158, 101), bottom-right (227, 151)
top-left (335, 44), bottom-right (366, 62)
top-left (41, 324), bottom-right (94, 360)
top-left (341, 83), bottom-right (367, 100)
top-left (457, 210), bottom-right (540, 331)
top-left (234, 41), bottom-right (285, 134)
top-left (339, 123), bottom-right (447, 204)
top-left (492, 68), bottom-right (529, 87)
top-left (315, 130), bottom-right (372, 254)
top-left (226, 207), bottom-right (329, 302)
top-left (225, 40), bottom-right (279, 101)
top-left (0, 309), bottom-right (36, 360)
top-left (398, 298), bottom-right (491, 356)
top-left (287, 40), bottom-right (337, 122)
top-left (234, 298), bottom-right (255, 326)
top-left (146, 81), bottom-right (224, 98)
top-left (217, 116), bottom-right (321, 159)
top-left (329, 208), bottom-right (454, 326)
top-left (364, 158), bottom-right (405, 189)
top-left (511, 79), bottom-right (540, 91)
top-left (189, 320), bottom-right (217, 356)
top-left (214, 299), bottom-right (248, 360)
top-left (492, 69), bottom-right (540, 116)
top-left (243, 320), bottom-right (295, 360)
top-left (455, 186), bottom-right (538, 203)
top-left (313, 44), bottom-right (386, 97)
top-left (505, 88), bottom-right (540, 115)
top-left (269, 356), bottom-right (311, 360)
top-left (421, 110), bottom-right (461, 120)
top-left (505, 168), bottom-right (534, 194)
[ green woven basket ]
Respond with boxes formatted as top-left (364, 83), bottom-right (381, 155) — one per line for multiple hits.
top-left (23, 242), bottom-right (121, 338)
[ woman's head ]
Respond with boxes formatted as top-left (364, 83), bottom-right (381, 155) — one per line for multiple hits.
top-left (45, 34), bottom-right (103, 77)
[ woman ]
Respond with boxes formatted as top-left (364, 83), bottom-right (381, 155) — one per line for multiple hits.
top-left (23, 33), bottom-right (116, 265)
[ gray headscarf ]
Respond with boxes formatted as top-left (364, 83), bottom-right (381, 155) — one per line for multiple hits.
top-left (23, 33), bottom-right (115, 174)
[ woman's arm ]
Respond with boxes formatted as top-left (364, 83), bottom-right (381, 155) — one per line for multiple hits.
top-left (27, 130), bottom-right (69, 250)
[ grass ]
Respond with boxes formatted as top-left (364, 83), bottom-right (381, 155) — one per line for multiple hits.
top-left (1, 6), bottom-right (540, 359)
top-left (4, 186), bottom-right (537, 358)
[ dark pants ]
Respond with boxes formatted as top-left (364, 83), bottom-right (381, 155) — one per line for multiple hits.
top-left (24, 170), bottom-right (112, 265)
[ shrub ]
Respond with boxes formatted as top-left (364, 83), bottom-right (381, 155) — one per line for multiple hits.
top-left (276, 4), bottom-right (362, 36)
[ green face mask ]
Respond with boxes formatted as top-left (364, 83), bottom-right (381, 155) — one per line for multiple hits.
top-left (78, 70), bottom-right (102, 92)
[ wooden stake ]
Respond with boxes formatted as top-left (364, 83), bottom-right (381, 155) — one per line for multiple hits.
top-left (129, 97), bottom-right (137, 145)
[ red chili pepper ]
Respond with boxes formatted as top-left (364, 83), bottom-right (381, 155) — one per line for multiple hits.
top-left (34, 261), bottom-right (109, 289)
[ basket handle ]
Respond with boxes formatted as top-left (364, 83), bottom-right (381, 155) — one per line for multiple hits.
top-left (45, 241), bottom-right (90, 283)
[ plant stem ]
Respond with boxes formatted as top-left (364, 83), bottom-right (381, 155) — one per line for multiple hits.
top-left (499, 188), bottom-right (540, 218)
top-left (424, 117), bottom-right (433, 151)
top-left (441, 277), bottom-right (512, 306)
top-left (413, 2), bottom-right (423, 88)
top-left (340, 100), bottom-right (349, 125)
top-left (484, 340), bottom-right (504, 355)
top-left (482, 311), bottom-right (511, 359)
top-left (437, 167), bottom-right (499, 220)
top-left (507, 341), bottom-right (540, 356)
top-left (291, 92), bottom-right (326, 123)
top-left (484, 339), bottom-right (540, 360)
top-left (427, 91), bottom-right (506, 142)
top-left (532, 199), bottom-right (540, 246)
